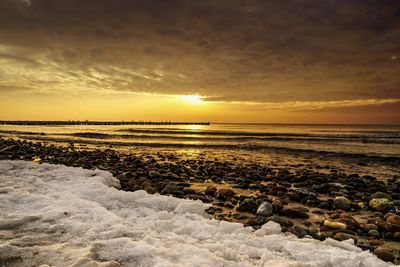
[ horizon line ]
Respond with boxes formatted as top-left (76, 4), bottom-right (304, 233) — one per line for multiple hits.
top-left (0, 120), bottom-right (399, 126)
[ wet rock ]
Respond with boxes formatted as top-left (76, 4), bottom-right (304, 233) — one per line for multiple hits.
top-left (204, 186), bottom-right (217, 196)
top-left (289, 225), bottom-right (309, 238)
top-left (369, 239), bottom-right (384, 246)
top-left (373, 247), bottom-right (395, 263)
top-left (293, 188), bottom-right (317, 199)
top-left (205, 207), bottom-right (220, 215)
top-left (323, 219), bottom-right (347, 230)
top-left (164, 172), bottom-right (180, 180)
top-left (161, 184), bottom-right (180, 195)
top-left (268, 184), bottom-right (287, 194)
top-left (386, 214), bottom-right (400, 226)
top-left (281, 208), bottom-right (309, 218)
top-left (246, 215), bottom-right (269, 227)
top-left (356, 202), bottom-right (366, 209)
top-left (336, 215), bottom-right (360, 229)
top-left (185, 194), bottom-right (209, 202)
top-left (272, 199), bottom-right (283, 210)
top-left (217, 188), bottom-right (235, 197)
top-left (371, 192), bottom-right (392, 200)
top-left (368, 229), bottom-right (380, 237)
top-left (183, 188), bottom-right (196, 195)
top-left (256, 202), bottom-right (273, 217)
top-left (318, 201), bottom-right (331, 210)
top-left (317, 231), bottom-right (334, 240)
top-left (361, 223), bottom-right (378, 232)
top-left (334, 232), bottom-right (357, 243)
top-left (233, 213), bottom-right (249, 220)
top-left (267, 215), bottom-right (294, 227)
top-left (369, 198), bottom-right (390, 212)
top-left (394, 232), bottom-right (400, 239)
top-left (287, 191), bottom-right (301, 202)
top-left (0, 145), bottom-right (17, 153)
top-left (237, 199), bottom-right (258, 213)
top-left (303, 221), bottom-right (312, 227)
top-left (310, 208), bottom-right (325, 215)
top-left (176, 182), bottom-right (190, 187)
top-left (333, 196), bottom-right (351, 211)
top-left (224, 202), bottom-right (235, 209)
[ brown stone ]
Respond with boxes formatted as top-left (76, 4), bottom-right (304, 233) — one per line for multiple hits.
top-left (334, 232), bottom-right (357, 242)
top-left (218, 188), bottom-right (235, 197)
top-left (362, 223), bottom-right (378, 232)
top-left (368, 239), bottom-right (384, 246)
top-left (272, 199), bottom-right (283, 210)
top-left (386, 214), bottom-right (400, 225)
top-left (373, 247), bottom-right (395, 262)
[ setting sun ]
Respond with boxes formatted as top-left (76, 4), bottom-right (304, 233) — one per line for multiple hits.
top-left (181, 95), bottom-right (204, 104)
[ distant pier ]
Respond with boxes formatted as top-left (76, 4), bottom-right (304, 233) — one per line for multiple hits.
top-left (0, 120), bottom-right (210, 126)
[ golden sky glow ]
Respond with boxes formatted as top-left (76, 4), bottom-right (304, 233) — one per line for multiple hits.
top-left (0, 0), bottom-right (399, 123)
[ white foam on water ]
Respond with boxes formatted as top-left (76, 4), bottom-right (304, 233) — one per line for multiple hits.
top-left (0, 161), bottom-right (392, 267)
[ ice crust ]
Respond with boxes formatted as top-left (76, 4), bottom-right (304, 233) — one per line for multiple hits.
top-left (0, 160), bottom-right (392, 267)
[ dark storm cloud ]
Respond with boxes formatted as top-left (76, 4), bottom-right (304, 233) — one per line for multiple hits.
top-left (0, 0), bottom-right (399, 103)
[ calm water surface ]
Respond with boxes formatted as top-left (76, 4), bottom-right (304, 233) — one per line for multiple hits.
top-left (1, 123), bottom-right (399, 179)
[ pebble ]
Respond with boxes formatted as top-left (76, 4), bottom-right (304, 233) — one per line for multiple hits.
top-left (267, 215), bottom-right (294, 227)
top-left (148, 170), bottom-right (160, 178)
top-left (373, 247), bottom-right (395, 262)
top-left (204, 186), bottom-right (217, 196)
top-left (369, 239), bottom-right (384, 246)
top-left (386, 214), bottom-right (400, 226)
top-left (256, 201), bottom-right (273, 217)
top-left (362, 223), bottom-right (378, 232)
top-left (289, 225), bottom-right (309, 238)
top-left (237, 199), bottom-right (258, 214)
top-left (161, 184), bottom-right (180, 195)
top-left (281, 208), bottom-right (309, 218)
top-left (323, 219), bottom-right (347, 230)
top-left (333, 196), bottom-right (351, 211)
top-left (371, 192), bottom-right (392, 200)
top-left (334, 232), bottom-right (357, 243)
top-left (369, 198), bottom-right (390, 212)
top-left (272, 199), bottom-right (283, 210)
top-left (368, 229), bottom-right (380, 237)
top-left (246, 216), bottom-right (268, 227)
top-left (217, 188), bottom-right (235, 197)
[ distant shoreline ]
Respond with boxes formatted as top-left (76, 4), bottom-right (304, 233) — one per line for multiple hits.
top-left (0, 121), bottom-right (399, 126)
top-left (0, 120), bottom-right (211, 126)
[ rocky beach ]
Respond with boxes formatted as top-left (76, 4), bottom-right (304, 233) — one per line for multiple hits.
top-left (1, 137), bottom-right (399, 264)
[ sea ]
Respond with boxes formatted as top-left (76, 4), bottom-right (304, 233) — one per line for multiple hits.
top-left (1, 123), bottom-right (399, 179)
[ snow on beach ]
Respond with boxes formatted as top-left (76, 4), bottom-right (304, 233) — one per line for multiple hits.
top-left (0, 161), bottom-right (392, 267)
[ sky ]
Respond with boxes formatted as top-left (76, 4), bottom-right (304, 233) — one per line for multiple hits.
top-left (0, 0), bottom-right (399, 124)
